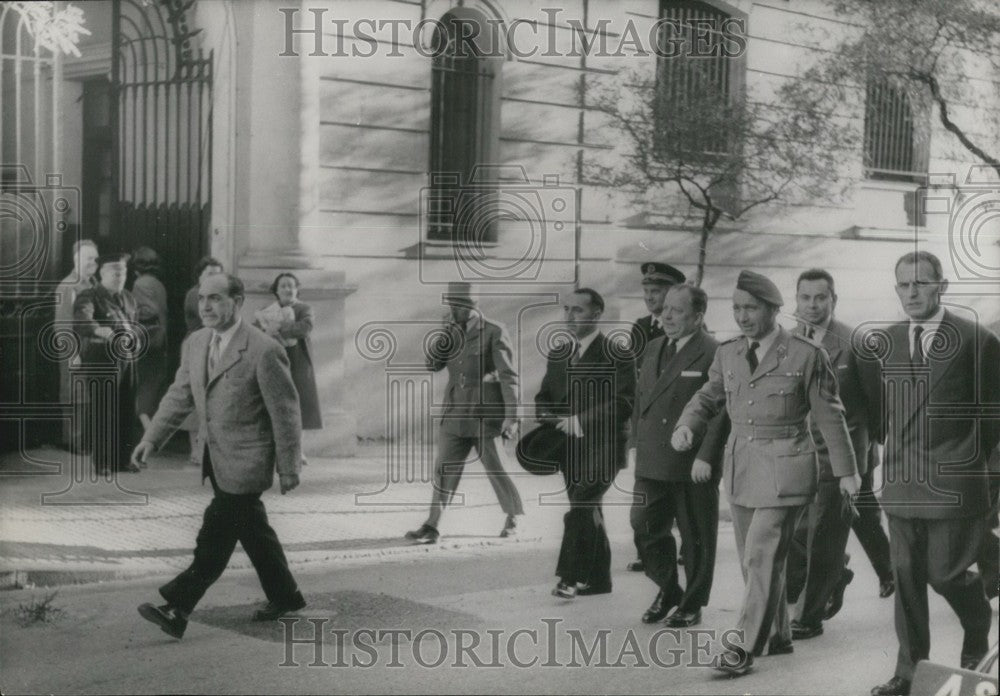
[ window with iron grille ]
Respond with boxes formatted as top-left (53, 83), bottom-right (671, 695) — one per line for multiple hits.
top-left (427, 8), bottom-right (503, 244)
top-left (863, 77), bottom-right (929, 183)
top-left (654, 0), bottom-right (745, 161)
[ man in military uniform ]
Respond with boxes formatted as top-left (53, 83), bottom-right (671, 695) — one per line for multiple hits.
top-left (73, 253), bottom-right (141, 474)
top-left (405, 282), bottom-right (523, 544)
top-left (627, 261), bottom-right (686, 573)
top-left (673, 270), bottom-right (859, 677)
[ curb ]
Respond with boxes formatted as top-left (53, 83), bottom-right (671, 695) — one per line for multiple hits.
top-left (0, 534), bottom-right (549, 591)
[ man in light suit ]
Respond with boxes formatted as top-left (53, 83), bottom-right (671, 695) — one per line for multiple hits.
top-left (869, 251), bottom-right (1000, 696)
top-left (673, 270), bottom-right (859, 677)
top-left (405, 282), bottom-right (522, 544)
top-left (631, 283), bottom-right (729, 627)
top-left (538, 288), bottom-right (635, 599)
top-left (785, 268), bottom-right (874, 639)
top-left (132, 273), bottom-right (305, 639)
top-left (55, 239), bottom-right (98, 449)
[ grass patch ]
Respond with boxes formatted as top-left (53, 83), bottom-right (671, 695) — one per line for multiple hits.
top-left (11, 591), bottom-right (65, 627)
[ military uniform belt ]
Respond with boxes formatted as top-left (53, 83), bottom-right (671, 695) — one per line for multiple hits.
top-left (730, 423), bottom-right (807, 440)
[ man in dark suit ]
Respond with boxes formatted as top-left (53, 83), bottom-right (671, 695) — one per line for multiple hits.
top-left (631, 283), bottom-right (729, 627)
top-left (673, 270), bottom-right (859, 677)
top-left (537, 288), bottom-right (635, 599)
top-left (627, 261), bottom-right (687, 573)
top-left (784, 269), bottom-right (873, 639)
top-left (132, 273), bottom-right (306, 639)
top-left (73, 252), bottom-right (141, 474)
top-left (870, 251), bottom-right (1000, 696)
top-left (405, 282), bottom-right (522, 543)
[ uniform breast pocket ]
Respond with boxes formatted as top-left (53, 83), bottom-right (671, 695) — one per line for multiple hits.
top-left (771, 450), bottom-right (818, 497)
top-left (762, 375), bottom-right (800, 419)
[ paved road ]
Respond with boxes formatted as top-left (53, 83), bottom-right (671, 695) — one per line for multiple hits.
top-left (0, 445), bottom-right (996, 694)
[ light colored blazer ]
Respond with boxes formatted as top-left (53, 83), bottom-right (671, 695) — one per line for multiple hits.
top-left (144, 321), bottom-right (303, 494)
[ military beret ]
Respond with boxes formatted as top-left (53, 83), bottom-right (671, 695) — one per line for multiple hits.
top-left (641, 262), bottom-right (686, 286)
top-left (736, 269), bottom-right (783, 306)
top-left (95, 252), bottom-right (130, 268)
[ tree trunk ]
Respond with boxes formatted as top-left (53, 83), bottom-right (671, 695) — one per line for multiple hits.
top-left (694, 211), bottom-right (719, 287)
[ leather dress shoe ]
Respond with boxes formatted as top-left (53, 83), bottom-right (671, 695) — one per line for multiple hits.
top-left (138, 603), bottom-right (188, 639)
top-left (766, 638), bottom-right (794, 656)
top-left (714, 649), bottom-right (754, 677)
top-left (500, 515), bottom-right (518, 538)
top-left (879, 577), bottom-right (895, 599)
top-left (627, 559), bottom-right (645, 572)
top-left (791, 620), bottom-right (824, 639)
top-left (871, 676), bottom-right (911, 696)
top-left (576, 582), bottom-right (612, 596)
top-left (552, 581), bottom-right (577, 599)
top-left (824, 567), bottom-right (854, 620)
top-left (641, 589), bottom-right (678, 624)
top-left (253, 594), bottom-right (307, 621)
top-left (664, 608), bottom-right (701, 628)
top-left (404, 524), bottom-right (439, 544)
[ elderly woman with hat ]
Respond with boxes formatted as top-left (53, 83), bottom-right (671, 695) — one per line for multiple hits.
top-left (73, 252), bottom-right (142, 473)
top-left (253, 272), bottom-right (323, 430)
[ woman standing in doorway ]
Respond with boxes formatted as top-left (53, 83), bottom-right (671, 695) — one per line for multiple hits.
top-left (254, 272), bottom-right (323, 430)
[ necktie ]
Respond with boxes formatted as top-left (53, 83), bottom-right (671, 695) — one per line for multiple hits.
top-left (747, 340), bottom-right (760, 373)
top-left (912, 325), bottom-right (925, 366)
top-left (570, 340), bottom-right (581, 366)
top-left (806, 326), bottom-right (815, 340)
top-left (209, 334), bottom-right (222, 373)
top-left (658, 339), bottom-right (676, 378)
top-left (652, 318), bottom-right (663, 336)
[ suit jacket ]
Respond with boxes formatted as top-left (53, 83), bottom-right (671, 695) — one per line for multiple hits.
top-left (535, 332), bottom-right (635, 478)
top-left (426, 311), bottom-right (517, 439)
top-left (629, 315), bottom-right (664, 375)
top-left (143, 321), bottom-right (303, 495)
top-left (877, 311), bottom-right (1000, 519)
top-left (797, 319), bottom-right (871, 480)
top-left (633, 330), bottom-right (729, 482)
top-left (678, 326), bottom-right (857, 508)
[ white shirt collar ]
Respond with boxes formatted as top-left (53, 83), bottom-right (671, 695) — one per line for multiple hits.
top-left (212, 317), bottom-right (242, 357)
top-left (650, 314), bottom-right (662, 331)
top-left (748, 324), bottom-right (781, 360)
top-left (575, 329), bottom-right (601, 357)
top-left (669, 330), bottom-right (697, 352)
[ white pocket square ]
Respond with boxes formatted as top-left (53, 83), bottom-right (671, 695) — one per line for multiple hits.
top-left (681, 371), bottom-right (702, 377)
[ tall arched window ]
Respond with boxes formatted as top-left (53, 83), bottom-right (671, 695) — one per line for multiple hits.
top-left (427, 8), bottom-right (503, 244)
top-left (864, 77), bottom-right (928, 182)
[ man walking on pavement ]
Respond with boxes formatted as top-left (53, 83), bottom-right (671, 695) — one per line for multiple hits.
top-left (539, 288), bottom-right (635, 599)
top-left (630, 283), bottom-right (729, 627)
top-left (132, 273), bottom-right (306, 639)
top-left (626, 261), bottom-right (687, 573)
top-left (869, 251), bottom-right (999, 696)
top-left (783, 269), bottom-right (873, 640)
top-left (405, 282), bottom-right (522, 544)
top-left (672, 270), bottom-right (859, 677)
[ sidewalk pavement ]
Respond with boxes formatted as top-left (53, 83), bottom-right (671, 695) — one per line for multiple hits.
top-left (0, 443), bottom-right (728, 590)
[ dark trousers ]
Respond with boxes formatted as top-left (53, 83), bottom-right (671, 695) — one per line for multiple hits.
top-left (556, 465), bottom-right (614, 588)
top-left (631, 476), bottom-right (718, 611)
top-left (852, 452), bottom-right (892, 583)
top-left (887, 514), bottom-right (992, 680)
top-left (786, 478), bottom-right (853, 626)
top-left (84, 367), bottom-right (139, 472)
top-left (159, 451), bottom-right (301, 615)
top-left (977, 482), bottom-right (999, 599)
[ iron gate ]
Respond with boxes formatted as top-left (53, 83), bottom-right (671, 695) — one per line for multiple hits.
top-left (112, 0), bottom-right (212, 358)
